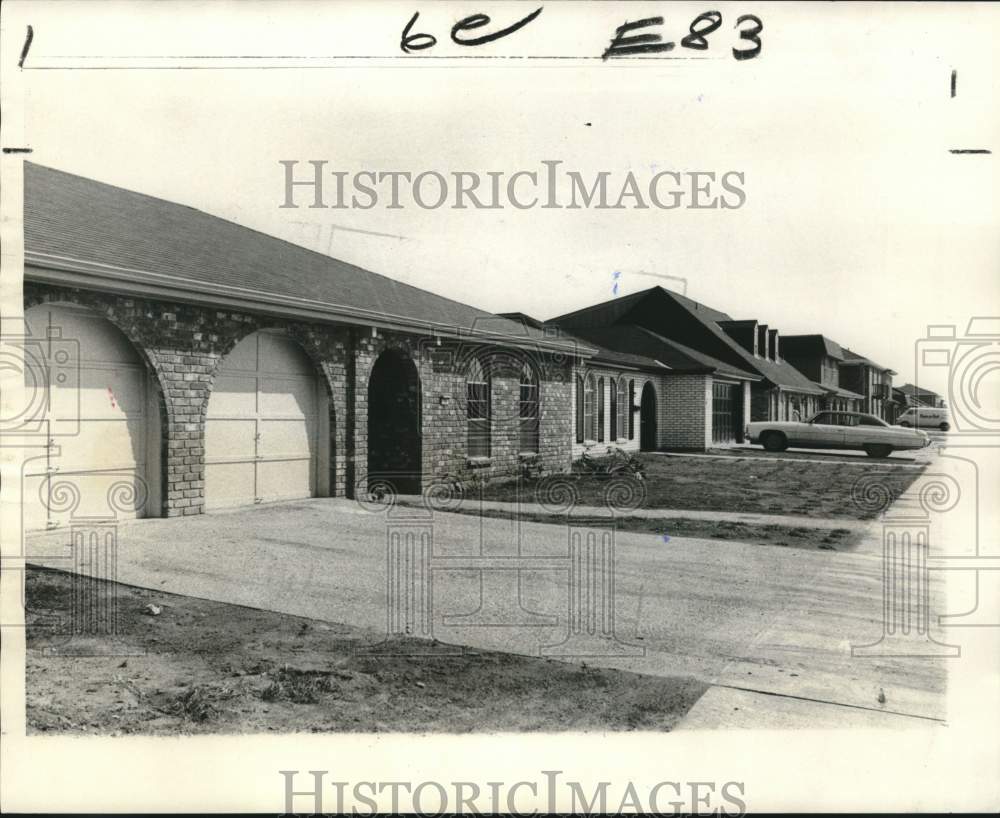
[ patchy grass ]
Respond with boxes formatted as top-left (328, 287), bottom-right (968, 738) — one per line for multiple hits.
top-left (25, 567), bottom-right (707, 735)
top-left (475, 452), bottom-right (924, 521)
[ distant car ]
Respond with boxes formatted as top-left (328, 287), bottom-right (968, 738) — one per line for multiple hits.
top-left (747, 411), bottom-right (929, 458)
top-left (897, 406), bottom-right (950, 432)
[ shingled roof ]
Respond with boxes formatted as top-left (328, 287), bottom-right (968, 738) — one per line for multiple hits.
top-left (841, 347), bottom-right (895, 374)
top-left (23, 163), bottom-right (582, 352)
top-left (781, 334), bottom-right (846, 361)
top-left (551, 286), bottom-right (825, 394)
top-left (572, 325), bottom-right (759, 380)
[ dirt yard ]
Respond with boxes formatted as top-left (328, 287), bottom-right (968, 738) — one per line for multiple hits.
top-left (477, 452), bottom-right (925, 521)
top-left (25, 567), bottom-right (707, 735)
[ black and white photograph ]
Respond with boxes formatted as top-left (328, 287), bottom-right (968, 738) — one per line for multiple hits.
top-left (1, 1), bottom-right (998, 813)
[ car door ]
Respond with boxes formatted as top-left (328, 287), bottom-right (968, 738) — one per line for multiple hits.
top-left (799, 412), bottom-right (844, 448)
top-left (855, 413), bottom-right (908, 447)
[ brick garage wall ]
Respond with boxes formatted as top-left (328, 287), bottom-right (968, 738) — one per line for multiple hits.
top-left (24, 282), bottom-right (351, 517)
top-left (657, 373), bottom-right (711, 450)
top-left (27, 282), bottom-right (577, 514)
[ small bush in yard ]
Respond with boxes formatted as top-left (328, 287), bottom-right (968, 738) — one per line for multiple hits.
top-left (260, 668), bottom-right (338, 704)
top-left (174, 685), bottom-right (222, 722)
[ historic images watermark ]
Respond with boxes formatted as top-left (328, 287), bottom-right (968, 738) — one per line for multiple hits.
top-left (279, 160), bottom-right (747, 211)
top-left (0, 312), bottom-right (144, 654)
top-left (279, 769), bottom-right (748, 816)
top-left (355, 317), bottom-right (646, 659)
top-left (848, 317), bottom-right (1000, 656)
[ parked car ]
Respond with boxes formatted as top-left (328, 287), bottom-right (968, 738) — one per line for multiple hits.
top-left (747, 411), bottom-right (929, 458)
top-left (897, 406), bottom-right (950, 431)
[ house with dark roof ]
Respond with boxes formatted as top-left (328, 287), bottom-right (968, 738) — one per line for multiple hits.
top-left (838, 348), bottom-right (898, 421)
top-left (897, 383), bottom-right (945, 408)
top-left (21, 162), bottom-right (590, 528)
top-left (504, 311), bottom-right (760, 451)
top-left (549, 287), bottom-right (827, 443)
top-left (780, 334), bottom-right (865, 413)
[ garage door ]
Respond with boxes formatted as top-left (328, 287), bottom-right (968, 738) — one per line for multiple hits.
top-left (205, 331), bottom-right (327, 510)
top-left (712, 381), bottom-right (741, 445)
top-left (23, 305), bottom-right (158, 531)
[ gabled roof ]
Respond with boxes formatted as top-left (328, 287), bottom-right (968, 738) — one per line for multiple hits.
top-left (571, 325), bottom-right (759, 380)
top-left (551, 286), bottom-right (825, 394)
top-left (781, 334), bottom-right (846, 361)
top-left (498, 312), bottom-right (545, 330)
top-left (897, 383), bottom-right (941, 399)
top-left (23, 163), bottom-right (581, 353)
top-left (840, 347), bottom-right (896, 374)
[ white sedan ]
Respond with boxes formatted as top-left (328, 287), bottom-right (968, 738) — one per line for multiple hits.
top-left (747, 411), bottom-right (929, 458)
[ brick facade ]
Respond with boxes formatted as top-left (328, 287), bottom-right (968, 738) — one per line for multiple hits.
top-left (25, 282), bottom-right (573, 517)
top-left (570, 368), bottom-right (745, 454)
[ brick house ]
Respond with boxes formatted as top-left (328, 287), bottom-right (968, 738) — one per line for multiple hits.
top-left (897, 383), bottom-right (945, 408)
top-left (20, 163), bottom-right (584, 529)
top-left (780, 334), bottom-right (865, 412)
top-left (838, 348), bottom-right (897, 421)
top-left (502, 312), bottom-right (758, 451)
top-left (549, 287), bottom-right (825, 430)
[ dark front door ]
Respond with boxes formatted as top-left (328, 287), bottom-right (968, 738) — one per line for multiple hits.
top-left (368, 350), bottom-right (422, 494)
top-left (639, 382), bottom-right (657, 451)
top-left (712, 382), bottom-right (741, 445)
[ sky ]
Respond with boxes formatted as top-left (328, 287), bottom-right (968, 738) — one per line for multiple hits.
top-left (5, 1), bottom-right (999, 396)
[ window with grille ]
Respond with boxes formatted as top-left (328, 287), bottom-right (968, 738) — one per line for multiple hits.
top-left (584, 375), bottom-right (596, 441)
top-left (628, 380), bottom-right (635, 440)
top-left (610, 378), bottom-right (618, 441)
top-left (467, 357), bottom-right (491, 457)
top-left (617, 378), bottom-right (627, 440)
top-left (519, 361), bottom-right (539, 453)
top-left (575, 374), bottom-right (584, 443)
top-left (597, 377), bottom-right (605, 442)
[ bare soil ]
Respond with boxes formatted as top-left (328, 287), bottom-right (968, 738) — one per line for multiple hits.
top-left (25, 567), bottom-right (707, 735)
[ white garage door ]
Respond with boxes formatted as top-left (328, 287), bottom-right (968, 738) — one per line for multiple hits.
top-left (205, 331), bottom-right (327, 510)
top-left (23, 305), bottom-right (159, 531)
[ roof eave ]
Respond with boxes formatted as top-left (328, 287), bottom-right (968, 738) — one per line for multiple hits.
top-left (25, 254), bottom-right (595, 356)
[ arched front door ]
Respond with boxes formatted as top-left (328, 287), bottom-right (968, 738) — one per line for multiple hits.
top-left (367, 350), bottom-right (422, 494)
top-left (639, 381), bottom-right (657, 451)
top-left (22, 304), bottom-right (161, 530)
top-left (205, 330), bottom-right (329, 510)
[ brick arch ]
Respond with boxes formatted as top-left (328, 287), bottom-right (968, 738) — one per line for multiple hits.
top-left (23, 291), bottom-right (172, 419)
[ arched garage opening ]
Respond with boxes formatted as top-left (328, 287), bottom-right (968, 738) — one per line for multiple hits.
top-left (367, 349), bottom-right (422, 494)
top-left (23, 304), bottom-right (162, 530)
top-left (205, 330), bottom-right (329, 510)
top-left (639, 381), bottom-right (657, 452)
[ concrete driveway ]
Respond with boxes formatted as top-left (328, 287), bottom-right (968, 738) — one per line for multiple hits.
top-left (26, 497), bottom-right (948, 728)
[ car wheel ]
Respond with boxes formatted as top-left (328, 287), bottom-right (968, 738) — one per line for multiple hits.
top-left (939, 422), bottom-right (950, 432)
top-left (762, 431), bottom-right (788, 452)
top-left (899, 421), bottom-right (912, 427)
top-left (865, 444), bottom-right (893, 458)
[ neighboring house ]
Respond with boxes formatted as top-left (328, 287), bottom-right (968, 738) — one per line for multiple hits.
top-left (839, 349), bottom-right (897, 421)
top-left (504, 313), bottom-right (760, 451)
top-left (21, 163), bottom-right (587, 530)
top-left (780, 334), bottom-right (865, 413)
top-left (897, 383), bottom-right (946, 408)
top-left (550, 287), bottom-right (825, 430)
